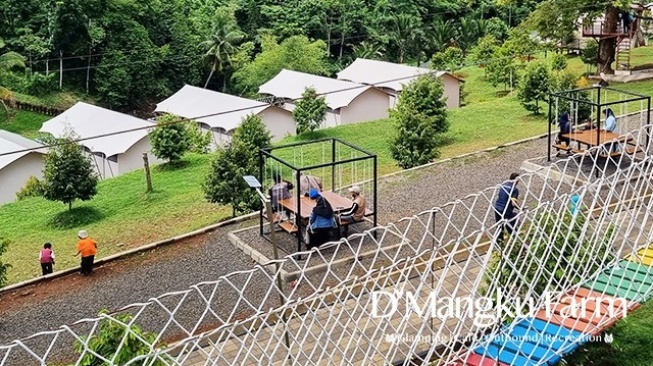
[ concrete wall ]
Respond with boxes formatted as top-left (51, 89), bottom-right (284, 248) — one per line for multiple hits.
top-left (340, 88), bottom-right (390, 125)
top-left (0, 153), bottom-right (45, 204)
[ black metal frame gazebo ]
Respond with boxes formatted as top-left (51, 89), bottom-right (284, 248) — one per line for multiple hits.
top-left (259, 138), bottom-right (378, 254)
top-left (547, 86), bottom-right (651, 162)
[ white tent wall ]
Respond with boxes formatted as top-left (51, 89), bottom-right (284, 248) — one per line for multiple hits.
top-left (442, 74), bottom-right (461, 109)
top-left (340, 88), bottom-right (390, 125)
top-left (116, 137), bottom-right (163, 175)
top-left (259, 107), bottom-right (296, 141)
top-left (0, 153), bottom-right (45, 204)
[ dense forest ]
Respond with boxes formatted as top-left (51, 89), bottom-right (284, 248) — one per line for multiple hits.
top-left (0, 0), bottom-right (631, 112)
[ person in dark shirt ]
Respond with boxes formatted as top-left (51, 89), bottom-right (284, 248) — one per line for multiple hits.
top-left (557, 112), bottom-right (572, 146)
top-left (494, 173), bottom-right (521, 245)
top-left (269, 172), bottom-right (294, 212)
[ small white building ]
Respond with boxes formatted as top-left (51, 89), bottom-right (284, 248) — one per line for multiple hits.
top-left (0, 130), bottom-right (46, 204)
top-left (336, 58), bottom-right (463, 109)
top-left (155, 85), bottom-right (295, 145)
top-left (258, 69), bottom-right (390, 128)
top-left (40, 102), bottom-right (161, 180)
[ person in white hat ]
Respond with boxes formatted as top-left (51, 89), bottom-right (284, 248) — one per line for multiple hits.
top-left (338, 186), bottom-right (367, 236)
top-left (74, 230), bottom-right (98, 276)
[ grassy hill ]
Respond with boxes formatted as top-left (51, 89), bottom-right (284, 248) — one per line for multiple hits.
top-left (0, 154), bottom-right (228, 284)
top-left (1, 52), bottom-right (652, 284)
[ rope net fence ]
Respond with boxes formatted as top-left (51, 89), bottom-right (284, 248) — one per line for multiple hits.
top-left (2, 125), bottom-right (653, 366)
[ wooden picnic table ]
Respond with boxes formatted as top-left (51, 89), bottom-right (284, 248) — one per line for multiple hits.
top-left (279, 191), bottom-right (354, 220)
top-left (562, 129), bottom-right (624, 149)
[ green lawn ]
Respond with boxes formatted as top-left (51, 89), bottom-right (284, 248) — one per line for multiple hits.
top-left (564, 299), bottom-right (653, 366)
top-left (0, 111), bottom-right (51, 139)
top-left (0, 154), bottom-right (228, 284)
top-left (1, 54), bottom-right (652, 284)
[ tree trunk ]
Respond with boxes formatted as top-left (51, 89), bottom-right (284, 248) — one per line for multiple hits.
top-left (46, 59), bottom-right (49, 76)
top-left (339, 16), bottom-right (346, 60)
top-left (86, 47), bottom-right (92, 94)
top-left (597, 6), bottom-right (619, 74)
top-left (204, 67), bottom-right (215, 88)
top-left (68, 201), bottom-right (72, 211)
top-left (59, 50), bottom-right (63, 90)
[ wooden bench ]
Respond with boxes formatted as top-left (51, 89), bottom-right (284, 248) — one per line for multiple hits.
top-left (337, 209), bottom-right (374, 237)
top-left (552, 144), bottom-right (572, 156)
top-left (624, 146), bottom-right (644, 155)
top-left (278, 221), bottom-right (298, 234)
top-left (598, 151), bottom-right (622, 159)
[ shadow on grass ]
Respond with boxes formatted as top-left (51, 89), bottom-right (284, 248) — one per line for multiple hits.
top-left (153, 159), bottom-right (191, 172)
top-left (294, 130), bottom-right (329, 141)
top-left (436, 134), bottom-right (458, 148)
top-left (495, 90), bottom-right (511, 98)
top-left (49, 206), bottom-right (104, 229)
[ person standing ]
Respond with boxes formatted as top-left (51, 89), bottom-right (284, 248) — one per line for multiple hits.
top-left (75, 230), bottom-right (97, 276)
top-left (297, 172), bottom-right (323, 197)
top-left (493, 173), bottom-right (521, 245)
top-left (39, 242), bottom-right (55, 276)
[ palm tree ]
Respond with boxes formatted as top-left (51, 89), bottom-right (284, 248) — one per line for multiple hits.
top-left (350, 41), bottom-right (385, 60)
top-left (201, 11), bottom-right (245, 90)
top-left (0, 39), bottom-right (26, 120)
top-left (429, 19), bottom-right (457, 54)
top-left (389, 14), bottom-right (423, 64)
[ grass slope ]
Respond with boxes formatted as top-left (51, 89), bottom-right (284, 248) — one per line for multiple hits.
top-left (564, 299), bottom-right (653, 366)
top-left (0, 111), bottom-right (50, 139)
top-left (1, 53), bottom-right (652, 284)
top-left (0, 154), bottom-right (227, 284)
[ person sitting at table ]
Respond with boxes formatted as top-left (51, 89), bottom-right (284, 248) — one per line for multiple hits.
top-left (556, 111), bottom-right (572, 146)
top-left (603, 108), bottom-right (617, 133)
top-left (338, 186), bottom-right (367, 236)
top-left (269, 172), bottom-right (294, 213)
top-left (602, 108), bottom-right (619, 153)
top-left (297, 171), bottom-right (323, 197)
top-left (307, 189), bottom-right (337, 250)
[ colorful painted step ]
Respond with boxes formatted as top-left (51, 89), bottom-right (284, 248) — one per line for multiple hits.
top-left (472, 318), bottom-right (585, 366)
top-left (584, 259), bottom-right (653, 302)
top-left (451, 352), bottom-right (510, 366)
top-left (535, 287), bottom-right (625, 334)
top-left (628, 246), bottom-right (653, 266)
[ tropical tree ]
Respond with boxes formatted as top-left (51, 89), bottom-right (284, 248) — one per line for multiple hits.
top-left (201, 7), bottom-right (245, 90)
top-left (232, 35), bottom-right (330, 96)
top-left (390, 106), bottom-right (439, 169)
top-left (43, 133), bottom-right (99, 210)
top-left (231, 114), bottom-right (272, 153)
top-left (486, 44), bottom-right (519, 91)
top-left (387, 14), bottom-right (424, 64)
top-left (526, 0), bottom-right (628, 73)
top-left (293, 87), bottom-right (328, 134)
top-left (429, 19), bottom-right (457, 54)
top-left (350, 41), bottom-right (385, 60)
top-left (0, 39), bottom-right (25, 120)
top-left (430, 47), bottom-right (464, 74)
top-left (468, 35), bottom-right (500, 68)
top-left (149, 114), bottom-right (191, 164)
top-left (517, 61), bottom-right (551, 114)
top-left (396, 74), bottom-right (449, 133)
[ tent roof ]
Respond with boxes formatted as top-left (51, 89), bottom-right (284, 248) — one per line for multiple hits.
top-left (258, 69), bottom-right (372, 110)
top-left (337, 58), bottom-right (460, 92)
top-left (40, 102), bottom-right (154, 157)
top-left (155, 85), bottom-right (276, 131)
top-left (0, 130), bottom-right (45, 170)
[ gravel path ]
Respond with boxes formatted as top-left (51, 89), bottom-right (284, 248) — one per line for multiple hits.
top-left (0, 137), bottom-right (549, 364)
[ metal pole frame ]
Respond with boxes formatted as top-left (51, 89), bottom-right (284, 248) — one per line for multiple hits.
top-left (547, 95), bottom-right (553, 162)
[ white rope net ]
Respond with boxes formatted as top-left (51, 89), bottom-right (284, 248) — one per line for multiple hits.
top-left (2, 125), bottom-right (653, 366)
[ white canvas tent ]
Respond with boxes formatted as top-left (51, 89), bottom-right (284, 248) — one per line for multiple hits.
top-left (40, 102), bottom-right (161, 179)
top-left (0, 130), bottom-right (46, 204)
top-left (155, 85), bottom-right (295, 145)
top-left (258, 69), bottom-right (390, 127)
top-left (337, 58), bottom-right (462, 109)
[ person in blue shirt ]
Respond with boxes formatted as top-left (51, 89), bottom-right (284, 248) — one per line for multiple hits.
top-left (494, 173), bottom-right (521, 245)
top-left (307, 189), bottom-right (337, 249)
top-left (603, 108), bottom-right (617, 133)
top-left (569, 194), bottom-right (582, 215)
